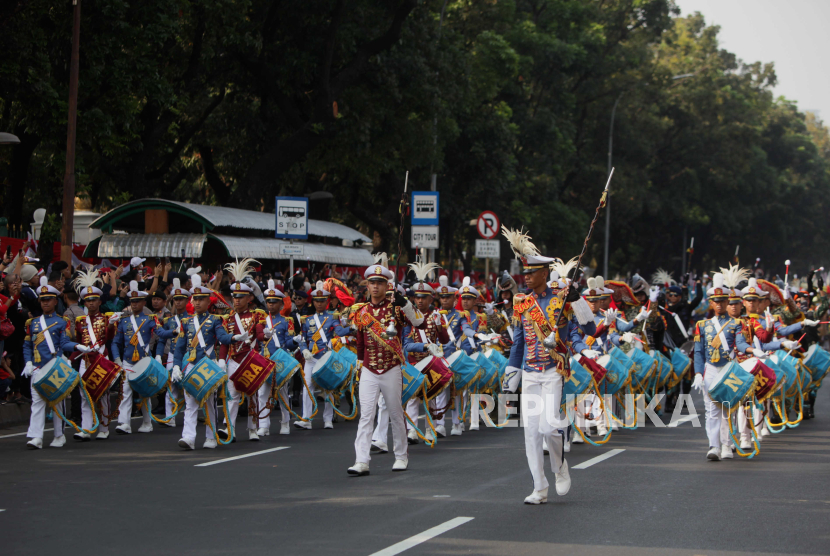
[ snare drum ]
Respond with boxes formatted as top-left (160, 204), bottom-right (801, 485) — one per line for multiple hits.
top-left (182, 357), bottom-right (227, 407)
top-left (577, 354), bottom-right (607, 384)
top-left (739, 357), bottom-right (777, 401)
top-left (596, 354), bottom-right (628, 395)
top-left (446, 350), bottom-right (481, 392)
top-left (771, 351), bottom-right (799, 394)
top-left (628, 348), bottom-right (656, 386)
top-left (336, 345), bottom-right (359, 371)
top-left (82, 353), bottom-right (122, 403)
top-left (564, 357), bottom-right (593, 401)
top-left (128, 356), bottom-right (169, 399)
top-left (230, 351), bottom-right (276, 396)
top-left (471, 352), bottom-right (498, 393)
top-left (312, 350), bottom-right (351, 392)
top-left (485, 349), bottom-right (508, 382)
top-left (803, 344), bottom-right (830, 383)
top-left (415, 355), bottom-right (453, 400)
top-left (609, 346), bottom-right (637, 380)
top-left (651, 351), bottom-right (673, 387)
top-left (269, 349), bottom-right (301, 390)
top-left (401, 363), bottom-right (426, 405)
top-left (670, 349), bottom-right (691, 381)
top-left (707, 361), bottom-right (755, 409)
top-left (33, 357), bottom-right (79, 406)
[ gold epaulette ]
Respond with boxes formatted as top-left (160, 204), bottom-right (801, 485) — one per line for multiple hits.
top-left (75, 315), bottom-right (86, 322)
top-left (299, 315), bottom-right (308, 323)
top-left (62, 315), bottom-right (71, 323)
top-left (25, 318), bottom-right (33, 330)
top-left (254, 308), bottom-right (267, 316)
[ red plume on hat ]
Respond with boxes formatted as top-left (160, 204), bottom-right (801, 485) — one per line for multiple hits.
top-left (324, 277), bottom-right (355, 307)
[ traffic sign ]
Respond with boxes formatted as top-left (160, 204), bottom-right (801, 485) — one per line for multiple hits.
top-left (475, 239), bottom-right (500, 259)
top-left (275, 196), bottom-right (308, 240)
top-left (477, 211), bottom-right (499, 239)
top-left (411, 192), bottom-right (439, 226)
top-left (411, 226), bottom-right (439, 249)
top-left (279, 244), bottom-right (304, 256)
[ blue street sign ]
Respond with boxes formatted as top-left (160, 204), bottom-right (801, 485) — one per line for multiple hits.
top-left (275, 196), bottom-right (309, 240)
top-left (411, 191), bottom-right (439, 226)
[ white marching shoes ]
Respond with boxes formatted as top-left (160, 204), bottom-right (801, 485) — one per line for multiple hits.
top-left (407, 428), bottom-right (419, 444)
top-left (706, 447), bottom-right (720, 461)
top-left (435, 424), bottom-right (447, 438)
top-left (97, 430), bottom-right (109, 440)
top-left (257, 427), bottom-right (270, 437)
top-left (178, 437), bottom-right (195, 450)
top-left (248, 428), bottom-right (260, 441)
top-left (392, 458), bottom-right (408, 471)
top-left (555, 460), bottom-right (571, 496)
top-left (203, 438), bottom-right (217, 449)
top-left (450, 423), bottom-right (463, 436)
top-left (137, 422), bottom-right (153, 433)
top-left (116, 424), bottom-right (132, 434)
top-left (50, 435), bottom-right (66, 448)
top-left (721, 445), bottom-right (734, 459)
top-left (294, 420), bottom-right (312, 430)
top-left (371, 441), bottom-right (389, 454)
top-left (280, 422), bottom-right (290, 435)
top-left (347, 462), bottom-right (370, 476)
top-left (74, 431), bottom-right (91, 441)
top-left (323, 421), bottom-right (334, 429)
top-left (739, 438), bottom-right (752, 450)
top-left (26, 437), bottom-right (43, 450)
top-left (524, 487), bottom-right (548, 505)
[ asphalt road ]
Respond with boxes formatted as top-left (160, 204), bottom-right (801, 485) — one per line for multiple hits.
top-left (1, 385), bottom-right (828, 556)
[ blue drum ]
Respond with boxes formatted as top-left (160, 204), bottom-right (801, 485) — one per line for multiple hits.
top-left (596, 354), bottom-right (629, 395)
top-left (336, 346), bottom-right (359, 372)
top-left (446, 350), bottom-right (481, 392)
top-left (269, 348), bottom-right (301, 390)
top-left (670, 349), bottom-right (691, 380)
top-left (33, 357), bottom-right (79, 406)
top-left (772, 351), bottom-right (799, 394)
top-left (471, 352), bottom-right (498, 393)
top-left (485, 349), bottom-right (508, 383)
top-left (707, 361), bottom-right (755, 409)
top-left (628, 348), bottom-right (656, 386)
top-left (564, 357), bottom-right (593, 400)
top-left (312, 349), bottom-right (351, 392)
top-left (803, 344), bottom-right (830, 383)
top-left (652, 351), bottom-right (673, 386)
top-left (182, 357), bottom-right (227, 407)
top-left (609, 346), bottom-right (637, 379)
top-left (401, 363), bottom-right (426, 405)
top-left (129, 356), bottom-right (169, 399)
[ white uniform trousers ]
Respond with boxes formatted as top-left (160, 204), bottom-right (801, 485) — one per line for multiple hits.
top-left (431, 388), bottom-right (451, 426)
top-left (254, 381), bottom-right (272, 431)
top-left (355, 366), bottom-right (407, 463)
top-left (118, 361), bottom-right (151, 428)
top-left (738, 400), bottom-right (764, 442)
top-left (165, 355), bottom-right (181, 420)
top-left (27, 369), bottom-right (65, 440)
top-left (302, 357), bottom-right (334, 424)
top-left (522, 368), bottom-right (566, 492)
top-left (372, 394), bottom-right (390, 445)
top-left (79, 359), bottom-right (112, 431)
top-left (451, 391), bottom-right (466, 426)
top-left (181, 363), bottom-right (217, 442)
top-left (279, 384), bottom-right (291, 425)
top-left (405, 398), bottom-right (419, 430)
top-left (702, 364), bottom-right (735, 448)
top-left (224, 359), bottom-right (255, 433)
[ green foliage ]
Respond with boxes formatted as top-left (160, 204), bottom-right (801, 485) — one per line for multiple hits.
top-left (2, 0), bottom-right (829, 277)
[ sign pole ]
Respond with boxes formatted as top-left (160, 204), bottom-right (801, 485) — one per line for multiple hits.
top-left (485, 257), bottom-right (489, 286)
top-left (289, 238), bottom-right (294, 278)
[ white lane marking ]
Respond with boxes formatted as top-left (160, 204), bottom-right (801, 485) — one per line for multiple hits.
top-left (668, 414), bottom-right (697, 427)
top-left (195, 446), bottom-right (290, 467)
top-left (368, 517), bottom-right (474, 556)
top-left (0, 416), bottom-right (145, 439)
top-left (572, 448), bottom-right (625, 469)
top-left (433, 495), bottom-right (450, 498)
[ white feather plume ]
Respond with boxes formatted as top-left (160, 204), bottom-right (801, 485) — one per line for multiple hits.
top-left (186, 266), bottom-right (202, 276)
top-left (373, 252), bottom-right (389, 268)
top-left (462, 276), bottom-right (471, 287)
top-left (550, 257), bottom-right (578, 282)
top-left (501, 226), bottom-right (540, 259)
top-left (267, 279), bottom-right (275, 291)
top-left (73, 267), bottom-right (101, 293)
top-left (408, 259), bottom-right (440, 283)
top-left (720, 263), bottom-right (751, 289)
top-left (651, 269), bottom-right (676, 287)
top-left (595, 276), bottom-right (605, 290)
top-left (224, 258), bottom-right (259, 283)
top-left (711, 272), bottom-right (724, 290)
top-left (172, 277), bottom-right (182, 290)
top-left (587, 277), bottom-right (597, 290)
top-left (438, 275), bottom-right (450, 287)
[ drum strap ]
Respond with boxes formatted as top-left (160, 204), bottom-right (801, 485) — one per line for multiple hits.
top-left (234, 313), bottom-right (255, 349)
top-left (85, 316), bottom-right (104, 354)
top-left (39, 315), bottom-right (56, 355)
top-left (313, 314), bottom-right (329, 345)
top-left (710, 317), bottom-right (733, 360)
top-left (418, 329), bottom-right (429, 344)
top-left (442, 313), bottom-right (457, 343)
top-left (193, 314), bottom-right (207, 349)
top-left (130, 315), bottom-right (146, 348)
top-left (267, 315), bottom-right (281, 348)
top-left (174, 315), bottom-right (182, 333)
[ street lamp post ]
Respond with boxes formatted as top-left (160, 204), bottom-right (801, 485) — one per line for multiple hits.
top-left (60, 0), bottom-right (81, 265)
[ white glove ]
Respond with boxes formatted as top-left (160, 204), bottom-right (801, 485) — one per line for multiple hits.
top-left (293, 334), bottom-right (303, 343)
top-left (114, 357), bottom-right (123, 367)
top-left (22, 362), bottom-right (35, 378)
top-left (604, 309), bottom-right (618, 325)
top-left (340, 317), bottom-right (349, 326)
top-left (155, 355), bottom-right (163, 364)
top-left (232, 332), bottom-right (250, 342)
top-left (782, 287), bottom-right (790, 300)
top-left (621, 332), bottom-right (637, 344)
top-left (109, 312), bottom-right (122, 323)
top-left (581, 349), bottom-right (601, 359)
top-left (263, 327), bottom-right (274, 339)
top-left (692, 373), bottom-right (704, 392)
top-left (217, 359), bottom-right (226, 371)
top-left (764, 309), bottom-right (774, 330)
top-left (635, 307), bottom-right (651, 322)
top-left (782, 340), bottom-right (800, 350)
top-left (502, 366), bottom-right (522, 393)
top-left (427, 343), bottom-right (443, 357)
top-left (302, 349), bottom-right (314, 360)
top-left (171, 366), bottom-right (183, 383)
top-left (802, 319), bottom-right (819, 327)
top-left (484, 302), bottom-right (495, 316)
top-left (75, 345), bottom-right (92, 354)
top-left (432, 312), bottom-right (443, 326)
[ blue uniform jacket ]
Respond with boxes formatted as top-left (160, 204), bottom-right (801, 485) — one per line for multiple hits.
top-left (693, 315), bottom-right (751, 374)
top-left (299, 311), bottom-right (351, 359)
top-left (23, 313), bottom-right (77, 368)
top-left (111, 313), bottom-right (160, 363)
top-left (441, 309), bottom-right (478, 357)
top-left (261, 313), bottom-right (298, 358)
top-left (172, 313), bottom-right (234, 368)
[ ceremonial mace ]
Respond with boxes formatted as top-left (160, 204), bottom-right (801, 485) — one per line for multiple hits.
top-left (553, 167), bottom-right (615, 332)
top-left (385, 171), bottom-right (410, 339)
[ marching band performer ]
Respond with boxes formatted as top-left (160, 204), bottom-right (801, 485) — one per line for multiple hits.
top-left (401, 260), bottom-right (448, 444)
top-left (154, 278), bottom-right (192, 426)
top-left (72, 269), bottom-right (117, 440)
top-left (218, 258), bottom-right (266, 441)
top-left (501, 227), bottom-right (596, 504)
top-left (426, 275), bottom-right (464, 439)
top-left (450, 278), bottom-right (484, 435)
top-left (256, 280), bottom-right (297, 436)
top-left (111, 281), bottom-right (160, 435)
top-left (296, 280), bottom-right (351, 430)
top-left (691, 272), bottom-right (763, 461)
top-left (23, 277), bottom-right (84, 449)
top-left (171, 275), bottom-right (234, 449)
top-left (348, 254), bottom-right (425, 476)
